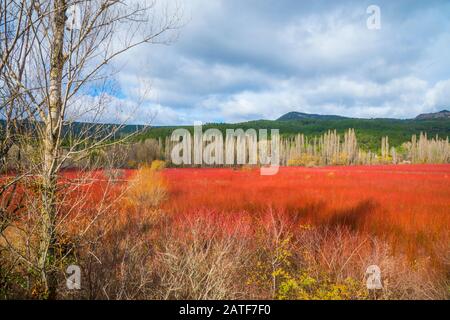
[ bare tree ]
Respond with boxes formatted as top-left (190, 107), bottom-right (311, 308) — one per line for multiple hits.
top-left (0, 0), bottom-right (181, 298)
top-left (0, 2), bottom-right (42, 284)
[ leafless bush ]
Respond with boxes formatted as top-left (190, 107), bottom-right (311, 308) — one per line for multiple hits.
top-left (154, 216), bottom-right (250, 300)
top-left (67, 210), bottom-right (251, 300)
top-left (293, 226), bottom-right (449, 300)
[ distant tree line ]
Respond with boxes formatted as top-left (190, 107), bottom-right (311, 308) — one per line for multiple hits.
top-left (5, 129), bottom-right (449, 170)
top-left (137, 118), bottom-right (450, 151)
top-left (283, 130), bottom-right (449, 166)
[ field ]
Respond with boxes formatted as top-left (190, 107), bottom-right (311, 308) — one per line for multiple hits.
top-left (2, 164), bottom-right (450, 299)
top-left (97, 164), bottom-right (448, 299)
top-left (162, 165), bottom-right (450, 251)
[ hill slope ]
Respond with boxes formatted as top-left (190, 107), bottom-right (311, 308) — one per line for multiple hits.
top-left (141, 117), bottom-right (449, 150)
top-left (415, 110), bottom-right (450, 120)
top-left (277, 111), bottom-right (348, 121)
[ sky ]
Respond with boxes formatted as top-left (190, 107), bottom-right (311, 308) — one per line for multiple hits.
top-left (100, 0), bottom-right (450, 125)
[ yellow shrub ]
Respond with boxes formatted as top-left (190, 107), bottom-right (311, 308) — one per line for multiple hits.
top-left (125, 166), bottom-right (167, 208)
top-left (331, 153), bottom-right (350, 165)
top-left (150, 160), bottom-right (166, 171)
top-left (277, 273), bottom-right (368, 300)
top-left (288, 154), bottom-right (321, 167)
top-left (247, 232), bottom-right (368, 300)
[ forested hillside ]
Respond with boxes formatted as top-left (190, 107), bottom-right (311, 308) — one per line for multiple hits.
top-left (136, 118), bottom-right (450, 150)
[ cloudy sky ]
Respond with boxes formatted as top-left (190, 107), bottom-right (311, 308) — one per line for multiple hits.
top-left (104, 0), bottom-right (450, 125)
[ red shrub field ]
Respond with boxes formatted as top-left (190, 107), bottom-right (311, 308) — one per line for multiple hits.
top-left (84, 163), bottom-right (449, 262)
top-left (3, 164), bottom-right (450, 299)
top-left (163, 165), bottom-right (450, 245)
top-left (145, 164), bottom-right (449, 299)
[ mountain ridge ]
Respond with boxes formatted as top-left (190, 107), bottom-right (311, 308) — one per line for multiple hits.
top-left (277, 110), bottom-right (450, 121)
top-left (277, 111), bottom-right (349, 121)
top-left (415, 110), bottom-right (450, 120)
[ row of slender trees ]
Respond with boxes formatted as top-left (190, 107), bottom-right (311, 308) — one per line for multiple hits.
top-left (283, 130), bottom-right (449, 166)
top-left (5, 128), bottom-right (449, 171)
top-left (98, 130), bottom-right (450, 167)
top-left (406, 133), bottom-right (450, 164)
top-left (66, 129), bottom-right (447, 168)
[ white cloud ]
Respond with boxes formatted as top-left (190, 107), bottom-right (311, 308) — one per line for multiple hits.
top-left (91, 0), bottom-right (450, 124)
top-left (189, 76), bottom-right (447, 122)
top-left (424, 80), bottom-right (450, 111)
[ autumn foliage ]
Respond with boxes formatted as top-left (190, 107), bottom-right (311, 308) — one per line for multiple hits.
top-left (2, 164), bottom-right (449, 299)
top-left (76, 164), bottom-right (449, 299)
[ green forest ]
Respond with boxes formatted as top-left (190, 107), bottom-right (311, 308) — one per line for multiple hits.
top-left (133, 118), bottom-right (450, 150)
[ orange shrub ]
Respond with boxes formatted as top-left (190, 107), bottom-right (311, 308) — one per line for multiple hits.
top-left (150, 160), bottom-right (166, 171)
top-left (124, 166), bottom-right (167, 209)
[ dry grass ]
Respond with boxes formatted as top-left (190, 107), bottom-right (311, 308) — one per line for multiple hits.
top-left (154, 216), bottom-right (250, 299)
